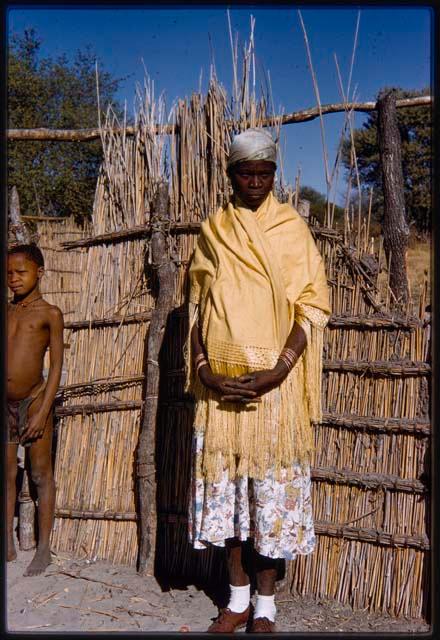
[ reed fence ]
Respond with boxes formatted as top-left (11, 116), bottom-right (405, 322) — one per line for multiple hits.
top-left (41, 46), bottom-right (431, 619)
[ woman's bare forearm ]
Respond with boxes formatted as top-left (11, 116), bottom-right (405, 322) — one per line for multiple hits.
top-left (272, 322), bottom-right (307, 379)
top-left (191, 321), bottom-right (206, 362)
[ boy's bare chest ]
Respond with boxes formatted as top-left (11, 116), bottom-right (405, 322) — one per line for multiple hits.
top-left (8, 307), bottom-right (49, 348)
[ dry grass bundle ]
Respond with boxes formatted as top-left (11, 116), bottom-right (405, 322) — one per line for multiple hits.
top-left (291, 541), bottom-right (427, 618)
top-left (32, 218), bottom-right (91, 375)
top-left (52, 517), bottom-right (138, 566)
top-left (36, 218), bottom-right (91, 319)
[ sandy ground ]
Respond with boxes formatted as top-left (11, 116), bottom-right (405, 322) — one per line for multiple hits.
top-left (7, 541), bottom-right (430, 634)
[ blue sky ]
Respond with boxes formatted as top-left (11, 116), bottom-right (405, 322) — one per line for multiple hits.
top-left (7, 5), bottom-right (432, 203)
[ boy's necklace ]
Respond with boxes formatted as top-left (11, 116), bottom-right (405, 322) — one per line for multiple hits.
top-left (10, 295), bottom-right (43, 309)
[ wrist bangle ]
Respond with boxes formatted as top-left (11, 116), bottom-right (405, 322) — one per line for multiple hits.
top-left (196, 358), bottom-right (209, 375)
top-left (282, 347), bottom-right (299, 362)
top-left (276, 356), bottom-right (291, 374)
top-left (277, 348), bottom-right (299, 374)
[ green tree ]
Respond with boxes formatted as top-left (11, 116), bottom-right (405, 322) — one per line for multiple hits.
top-left (299, 185), bottom-right (345, 226)
top-left (342, 87), bottom-right (431, 233)
top-left (8, 29), bottom-right (123, 223)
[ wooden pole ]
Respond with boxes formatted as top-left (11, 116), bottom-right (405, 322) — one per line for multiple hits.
top-left (136, 181), bottom-right (176, 575)
top-left (297, 198), bottom-right (310, 221)
top-left (8, 186), bottom-right (34, 246)
top-left (60, 221), bottom-right (342, 251)
top-left (6, 95), bottom-right (432, 141)
top-left (377, 90), bottom-right (410, 305)
top-left (18, 470), bottom-right (36, 550)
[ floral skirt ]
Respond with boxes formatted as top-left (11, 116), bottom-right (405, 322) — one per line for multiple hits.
top-left (188, 433), bottom-right (316, 560)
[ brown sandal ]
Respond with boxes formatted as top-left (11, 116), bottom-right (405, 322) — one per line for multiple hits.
top-left (250, 616), bottom-right (276, 633)
top-left (207, 606), bottom-right (251, 633)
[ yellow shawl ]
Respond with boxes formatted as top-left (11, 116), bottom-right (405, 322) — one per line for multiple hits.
top-left (186, 192), bottom-right (330, 482)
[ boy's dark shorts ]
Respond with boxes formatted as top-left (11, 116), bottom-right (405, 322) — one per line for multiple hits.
top-left (7, 380), bottom-right (47, 447)
top-left (7, 397), bottom-right (34, 447)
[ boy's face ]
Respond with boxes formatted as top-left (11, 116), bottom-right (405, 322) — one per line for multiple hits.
top-left (7, 254), bottom-right (43, 298)
top-left (228, 160), bottom-right (276, 210)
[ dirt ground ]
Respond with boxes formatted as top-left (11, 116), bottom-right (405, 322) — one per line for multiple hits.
top-left (7, 540), bottom-right (430, 634)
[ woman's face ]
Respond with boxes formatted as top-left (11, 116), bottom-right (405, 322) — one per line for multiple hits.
top-left (229, 160), bottom-right (276, 210)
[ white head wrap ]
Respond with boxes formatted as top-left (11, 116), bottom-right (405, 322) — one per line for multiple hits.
top-left (227, 128), bottom-right (277, 168)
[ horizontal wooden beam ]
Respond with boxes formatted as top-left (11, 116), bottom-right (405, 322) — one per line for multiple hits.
top-left (63, 309), bottom-right (425, 332)
top-left (323, 359), bottom-right (430, 376)
top-left (64, 311), bottom-right (152, 330)
top-left (21, 215), bottom-right (70, 221)
top-left (311, 466), bottom-right (427, 494)
top-left (319, 413), bottom-right (430, 436)
top-left (53, 508), bottom-right (429, 550)
top-left (58, 374), bottom-right (144, 397)
top-left (162, 360), bottom-right (430, 378)
top-left (55, 507), bottom-right (137, 521)
top-left (43, 290), bottom-right (80, 295)
top-left (55, 400), bottom-right (142, 416)
top-left (58, 362), bottom-right (430, 397)
top-left (24, 216), bottom-right (341, 251)
top-left (277, 95), bottom-right (432, 126)
top-left (44, 268), bottom-right (81, 274)
top-left (61, 221), bottom-right (202, 249)
top-left (60, 221), bottom-right (340, 251)
top-left (60, 222), bottom-right (342, 251)
top-left (8, 96), bottom-right (432, 141)
top-left (52, 402), bottom-right (428, 492)
top-left (313, 521), bottom-right (429, 551)
top-left (8, 123), bottom-right (175, 141)
top-left (327, 315), bottom-right (424, 330)
top-left (54, 394), bottom-right (430, 436)
top-left (161, 512), bottom-right (430, 551)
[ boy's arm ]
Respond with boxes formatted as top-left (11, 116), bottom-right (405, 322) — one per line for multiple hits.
top-left (22, 306), bottom-right (64, 441)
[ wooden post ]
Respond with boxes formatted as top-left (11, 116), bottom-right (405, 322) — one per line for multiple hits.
top-left (137, 181), bottom-right (176, 575)
top-left (18, 470), bottom-right (36, 550)
top-left (377, 90), bottom-right (410, 305)
top-left (298, 198), bottom-right (310, 221)
top-left (8, 186), bottom-right (33, 245)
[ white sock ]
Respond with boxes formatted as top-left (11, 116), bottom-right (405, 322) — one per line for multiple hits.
top-left (254, 593), bottom-right (276, 622)
top-left (227, 583), bottom-right (250, 613)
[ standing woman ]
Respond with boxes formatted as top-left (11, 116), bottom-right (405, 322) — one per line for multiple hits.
top-left (185, 128), bottom-right (330, 633)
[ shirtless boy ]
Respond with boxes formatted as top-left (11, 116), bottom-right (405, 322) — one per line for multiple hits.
top-left (7, 244), bottom-right (64, 576)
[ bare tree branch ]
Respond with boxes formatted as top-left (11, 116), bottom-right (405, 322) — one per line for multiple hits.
top-left (7, 96), bottom-right (432, 141)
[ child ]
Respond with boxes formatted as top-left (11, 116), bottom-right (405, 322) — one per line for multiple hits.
top-left (7, 244), bottom-right (64, 576)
